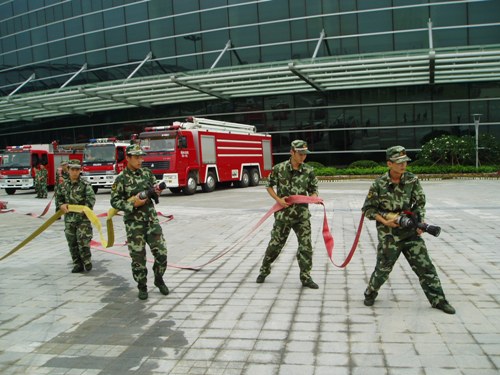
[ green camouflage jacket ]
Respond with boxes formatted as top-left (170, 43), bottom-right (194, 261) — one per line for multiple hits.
top-left (110, 167), bottom-right (158, 222)
top-left (36, 168), bottom-right (48, 182)
top-left (267, 159), bottom-right (319, 221)
top-left (55, 177), bottom-right (96, 222)
top-left (362, 171), bottom-right (426, 238)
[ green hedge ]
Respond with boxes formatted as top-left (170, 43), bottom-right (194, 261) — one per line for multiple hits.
top-left (312, 165), bottom-right (499, 176)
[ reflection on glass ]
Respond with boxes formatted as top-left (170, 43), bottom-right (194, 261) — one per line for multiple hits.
top-left (1, 152), bottom-right (31, 168)
top-left (83, 144), bottom-right (116, 163)
top-left (141, 138), bottom-right (176, 152)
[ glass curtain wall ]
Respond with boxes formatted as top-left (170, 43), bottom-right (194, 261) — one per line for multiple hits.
top-left (0, 0), bottom-right (499, 164)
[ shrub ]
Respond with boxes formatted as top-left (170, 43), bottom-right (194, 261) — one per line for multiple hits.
top-left (479, 134), bottom-right (500, 164)
top-left (306, 161), bottom-right (325, 169)
top-left (418, 134), bottom-right (500, 166)
top-left (314, 167), bottom-right (338, 176)
top-left (348, 160), bottom-right (380, 169)
top-left (418, 135), bottom-right (475, 165)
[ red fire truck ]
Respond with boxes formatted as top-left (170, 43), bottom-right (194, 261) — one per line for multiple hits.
top-left (81, 138), bottom-right (129, 193)
top-left (138, 117), bottom-right (273, 195)
top-left (0, 142), bottom-right (83, 195)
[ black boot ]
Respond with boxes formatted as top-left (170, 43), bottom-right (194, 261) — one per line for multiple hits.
top-left (138, 285), bottom-right (148, 300)
top-left (364, 290), bottom-right (378, 306)
top-left (154, 277), bottom-right (169, 296)
top-left (71, 264), bottom-right (84, 273)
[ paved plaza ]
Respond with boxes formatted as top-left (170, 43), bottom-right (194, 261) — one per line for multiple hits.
top-left (0, 179), bottom-right (499, 375)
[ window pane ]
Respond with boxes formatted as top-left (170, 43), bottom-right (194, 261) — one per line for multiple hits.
top-left (230, 26), bottom-right (259, 64)
top-left (103, 7), bottom-right (124, 28)
top-left (258, 0), bottom-right (289, 22)
top-left (201, 7), bottom-right (227, 29)
top-left (83, 13), bottom-right (103, 32)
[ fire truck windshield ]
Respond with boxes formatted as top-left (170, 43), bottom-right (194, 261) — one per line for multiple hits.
top-left (141, 138), bottom-right (175, 152)
top-left (84, 144), bottom-right (115, 163)
top-left (0, 151), bottom-right (30, 168)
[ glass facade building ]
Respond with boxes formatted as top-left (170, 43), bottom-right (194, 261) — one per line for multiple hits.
top-left (1, 0), bottom-right (499, 164)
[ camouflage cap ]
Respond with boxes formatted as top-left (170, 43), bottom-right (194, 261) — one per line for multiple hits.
top-left (291, 139), bottom-right (311, 154)
top-left (386, 145), bottom-right (411, 163)
top-left (60, 160), bottom-right (69, 166)
top-left (67, 159), bottom-right (82, 169)
top-left (126, 144), bottom-right (146, 156)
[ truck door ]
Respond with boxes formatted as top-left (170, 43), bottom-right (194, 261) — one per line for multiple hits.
top-left (116, 146), bottom-right (126, 172)
top-left (31, 152), bottom-right (40, 178)
top-left (262, 139), bottom-right (273, 171)
top-left (200, 136), bottom-right (216, 164)
top-left (200, 135), bottom-right (216, 181)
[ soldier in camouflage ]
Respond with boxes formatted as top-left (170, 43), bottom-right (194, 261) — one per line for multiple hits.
top-left (110, 144), bottom-right (169, 300)
top-left (35, 163), bottom-right (48, 198)
top-left (55, 160), bottom-right (69, 193)
top-left (256, 140), bottom-right (320, 289)
top-left (362, 146), bottom-right (455, 314)
top-left (55, 159), bottom-right (95, 273)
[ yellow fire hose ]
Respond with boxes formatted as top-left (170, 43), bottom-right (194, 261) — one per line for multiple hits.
top-left (0, 205), bottom-right (120, 261)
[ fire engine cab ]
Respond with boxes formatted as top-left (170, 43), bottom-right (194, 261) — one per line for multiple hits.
top-left (138, 117), bottom-right (273, 195)
top-left (81, 138), bottom-right (129, 193)
top-left (0, 142), bottom-right (83, 195)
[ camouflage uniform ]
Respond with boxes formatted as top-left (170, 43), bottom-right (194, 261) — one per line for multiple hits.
top-left (110, 158), bottom-right (168, 295)
top-left (55, 162), bottom-right (95, 272)
top-left (258, 154), bottom-right (319, 284)
top-left (362, 170), bottom-right (450, 308)
top-left (55, 167), bottom-right (69, 193)
top-left (55, 164), bottom-right (69, 215)
top-left (35, 166), bottom-right (48, 198)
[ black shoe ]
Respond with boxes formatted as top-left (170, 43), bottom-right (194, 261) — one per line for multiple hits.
top-left (434, 301), bottom-right (456, 315)
top-left (256, 274), bottom-right (266, 284)
top-left (84, 262), bottom-right (92, 272)
top-left (71, 264), bottom-right (84, 273)
top-left (302, 279), bottom-right (319, 289)
top-left (138, 289), bottom-right (148, 300)
top-left (154, 280), bottom-right (169, 296)
top-left (364, 291), bottom-right (378, 306)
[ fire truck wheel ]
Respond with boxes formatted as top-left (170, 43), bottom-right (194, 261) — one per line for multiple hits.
top-left (249, 168), bottom-right (260, 186)
top-left (236, 169), bottom-right (250, 188)
top-left (183, 173), bottom-right (197, 195)
top-left (5, 188), bottom-right (16, 195)
top-left (92, 186), bottom-right (99, 194)
top-left (202, 171), bottom-right (217, 193)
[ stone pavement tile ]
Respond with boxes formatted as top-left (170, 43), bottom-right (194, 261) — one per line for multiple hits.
top-left (352, 367), bottom-right (388, 375)
top-left (215, 349), bottom-right (251, 362)
top-left (247, 350), bottom-right (281, 364)
top-left (386, 369), bottom-right (423, 375)
top-left (462, 370), bottom-right (500, 375)
top-left (285, 340), bottom-right (315, 352)
top-left (282, 351), bottom-right (316, 366)
top-left (315, 352), bottom-right (350, 366)
top-left (243, 363), bottom-right (279, 375)
top-left (278, 364), bottom-right (315, 375)
top-left (315, 366), bottom-right (349, 375)
top-left (454, 354), bottom-right (497, 369)
top-left (253, 339), bottom-right (286, 352)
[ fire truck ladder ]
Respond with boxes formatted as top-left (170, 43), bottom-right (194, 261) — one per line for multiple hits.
top-left (184, 117), bottom-right (257, 134)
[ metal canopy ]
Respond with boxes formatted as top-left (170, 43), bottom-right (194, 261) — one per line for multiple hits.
top-left (1, 45), bottom-right (500, 124)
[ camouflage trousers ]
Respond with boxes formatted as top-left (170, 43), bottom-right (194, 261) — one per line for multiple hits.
top-left (259, 218), bottom-right (313, 282)
top-left (64, 220), bottom-right (92, 267)
top-left (365, 234), bottom-right (447, 306)
top-left (36, 183), bottom-right (47, 198)
top-left (124, 220), bottom-right (167, 290)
